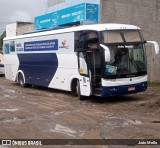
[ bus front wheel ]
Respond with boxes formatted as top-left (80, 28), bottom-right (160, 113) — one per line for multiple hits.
top-left (76, 80), bottom-right (83, 100)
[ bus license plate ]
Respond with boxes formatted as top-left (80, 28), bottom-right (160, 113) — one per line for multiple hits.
top-left (128, 87), bottom-right (135, 91)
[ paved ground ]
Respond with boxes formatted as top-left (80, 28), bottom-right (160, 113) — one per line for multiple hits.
top-left (0, 76), bottom-right (160, 148)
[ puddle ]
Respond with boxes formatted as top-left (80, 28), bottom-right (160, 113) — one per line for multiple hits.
top-left (152, 120), bottom-right (160, 124)
top-left (3, 89), bottom-right (16, 94)
top-left (0, 146), bottom-right (11, 148)
top-left (147, 92), bottom-right (155, 95)
top-left (50, 124), bottom-right (79, 137)
top-left (3, 95), bottom-right (11, 98)
top-left (102, 117), bottom-right (143, 130)
top-left (54, 111), bottom-right (71, 116)
top-left (1, 117), bottom-right (19, 123)
top-left (0, 109), bottom-right (19, 112)
top-left (123, 120), bottom-right (143, 126)
top-left (83, 130), bottom-right (102, 139)
top-left (1, 117), bottom-right (29, 125)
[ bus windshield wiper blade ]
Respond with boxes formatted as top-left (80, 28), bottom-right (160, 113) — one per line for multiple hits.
top-left (130, 59), bottom-right (142, 72)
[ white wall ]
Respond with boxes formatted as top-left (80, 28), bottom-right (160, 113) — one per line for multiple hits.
top-left (6, 23), bottom-right (17, 37)
top-left (6, 22), bottom-right (34, 37)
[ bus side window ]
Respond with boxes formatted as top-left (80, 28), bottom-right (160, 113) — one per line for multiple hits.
top-left (10, 41), bottom-right (15, 52)
top-left (84, 32), bottom-right (98, 50)
top-left (75, 31), bottom-right (86, 51)
top-left (75, 31), bottom-right (98, 51)
top-left (4, 43), bottom-right (10, 54)
top-left (88, 32), bottom-right (98, 39)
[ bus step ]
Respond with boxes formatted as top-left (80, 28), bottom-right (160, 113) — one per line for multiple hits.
top-left (93, 88), bottom-right (102, 96)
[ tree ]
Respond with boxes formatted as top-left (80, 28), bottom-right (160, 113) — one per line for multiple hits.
top-left (0, 31), bottom-right (6, 49)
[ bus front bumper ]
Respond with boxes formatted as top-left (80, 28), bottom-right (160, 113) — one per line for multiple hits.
top-left (102, 81), bottom-right (147, 97)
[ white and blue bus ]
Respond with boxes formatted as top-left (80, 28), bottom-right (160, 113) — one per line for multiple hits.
top-left (3, 24), bottom-right (159, 99)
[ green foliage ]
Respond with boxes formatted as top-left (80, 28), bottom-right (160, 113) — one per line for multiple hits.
top-left (156, 96), bottom-right (160, 103)
top-left (0, 31), bottom-right (6, 49)
top-left (148, 81), bottom-right (160, 87)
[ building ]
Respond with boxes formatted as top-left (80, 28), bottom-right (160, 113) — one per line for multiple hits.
top-left (35, 0), bottom-right (160, 82)
top-left (35, 0), bottom-right (99, 30)
top-left (3, 1), bottom-right (158, 81)
top-left (100, 0), bottom-right (160, 82)
top-left (6, 22), bottom-right (34, 37)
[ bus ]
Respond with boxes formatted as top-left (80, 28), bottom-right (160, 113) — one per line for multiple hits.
top-left (0, 51), bottom-right (5, 76)
top-left (3, 24), bottom-right (159, 99)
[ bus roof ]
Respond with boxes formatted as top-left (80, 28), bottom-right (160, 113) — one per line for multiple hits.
top-left (4, 23), bottom-right (141, 41)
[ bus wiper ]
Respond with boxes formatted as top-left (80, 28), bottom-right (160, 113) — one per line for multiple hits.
top-left (117, 60), bottom-right (126, 78)
top-left (130, 58), bottom-right (142, 72)
top-left (129, 51), bottom-right (142, 72)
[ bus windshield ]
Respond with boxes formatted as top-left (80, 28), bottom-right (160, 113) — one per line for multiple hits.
top-left (102, 30), bottom-right (143, 43)
top-left (101, 30), bottom-right (147, 78)
top-left (105, 44), bottom-right (147, 78)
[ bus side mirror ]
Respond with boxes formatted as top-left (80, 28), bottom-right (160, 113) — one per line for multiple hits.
top-left (147, 41), bottom-right (159, 55)
top-left (100, 44), bottom-right (111, 62)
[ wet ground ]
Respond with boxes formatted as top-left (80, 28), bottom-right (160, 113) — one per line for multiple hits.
top-left (0, 76), bottom-right (160, 148)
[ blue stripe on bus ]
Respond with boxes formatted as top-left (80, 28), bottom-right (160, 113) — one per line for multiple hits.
top-left (17, 53), bottom-right (58, 87)
top-left (102, 81), bottom-right (147, 97)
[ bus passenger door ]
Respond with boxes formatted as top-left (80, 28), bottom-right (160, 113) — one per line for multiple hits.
top-left (78, 52), bottom-right (91, 96)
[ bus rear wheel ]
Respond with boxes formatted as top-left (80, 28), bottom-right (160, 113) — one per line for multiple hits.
top-left (18, 73), bottom-right (26, 87)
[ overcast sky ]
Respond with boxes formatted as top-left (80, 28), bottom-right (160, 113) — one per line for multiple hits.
top-left (0, 0), bottom-right (46, 35)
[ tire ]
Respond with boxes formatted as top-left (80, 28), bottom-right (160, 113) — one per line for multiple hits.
top-left (18, 73), bottom-right (26, 87)
top-left (71, 79), bottom-right (77, 97)
top-left (76, 80), bottom-right (83, 100)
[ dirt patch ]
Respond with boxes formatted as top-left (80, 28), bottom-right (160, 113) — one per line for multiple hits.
top-left (0, 77), bottom-right (160, 147)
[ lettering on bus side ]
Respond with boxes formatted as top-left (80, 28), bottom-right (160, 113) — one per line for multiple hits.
top-left (24, 39), bottom-right (58, 51)
top-left (16, 43), bottom-right (24, 52)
